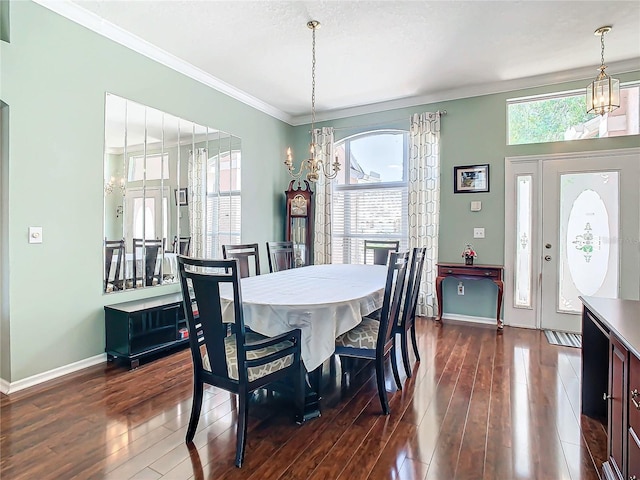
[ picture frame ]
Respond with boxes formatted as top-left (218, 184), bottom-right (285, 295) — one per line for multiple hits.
top-left (454, 164), bottom-right (490, 193)
top-left (175, 188), bottom-right (188, 206)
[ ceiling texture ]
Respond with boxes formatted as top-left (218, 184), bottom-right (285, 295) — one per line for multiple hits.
top-left (44, 1), bottom-right (640, 125)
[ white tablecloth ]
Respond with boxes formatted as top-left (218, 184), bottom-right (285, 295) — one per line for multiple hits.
top-left (108, 252), bottom-right (178, 281)
top-left (219, 264), bottom-right (388, 371)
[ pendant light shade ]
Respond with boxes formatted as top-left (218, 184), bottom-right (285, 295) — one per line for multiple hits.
top-left (586, 26), bottom-right (620, 116)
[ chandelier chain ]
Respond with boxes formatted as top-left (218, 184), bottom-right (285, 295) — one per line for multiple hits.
top-left (600, 31), bottom-right (605, 69)
top-left (311, 24), bottom-right (316, 133)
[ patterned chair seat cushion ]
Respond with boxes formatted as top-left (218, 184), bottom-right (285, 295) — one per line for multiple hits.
top-left (202, 331), bottom-right (294, 382)
top-left (335, 317), bottom-right (379, 350)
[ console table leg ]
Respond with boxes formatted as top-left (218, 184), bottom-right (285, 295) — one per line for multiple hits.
top-left (495, 280), bottom-right (504, 330)
top-left (435, 276), bottom-right (444, 322)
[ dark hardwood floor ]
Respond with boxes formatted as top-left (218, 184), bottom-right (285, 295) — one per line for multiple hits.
top-left (0, 319), bottom-right (607, 479)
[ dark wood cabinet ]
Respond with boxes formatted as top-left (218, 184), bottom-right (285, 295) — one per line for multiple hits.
top-left (609, 335), bottom-right (629, 479)
top-left (581, 297), bottom-right (640, 480)
top-left (629, 354), bottom-right (640, 480)
top-left (105, 293), bottom-right (188, 368)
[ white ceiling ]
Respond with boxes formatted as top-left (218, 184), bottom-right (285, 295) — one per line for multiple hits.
top-left (51, 1), bottom-right (640, 125)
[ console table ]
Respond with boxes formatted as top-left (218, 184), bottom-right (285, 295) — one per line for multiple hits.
top-left (105, 293), bottom-right (189, 369)
top-left (580, 296), bottom-right (640, 480)
top-left (435, 263), bottom-right (504, 329)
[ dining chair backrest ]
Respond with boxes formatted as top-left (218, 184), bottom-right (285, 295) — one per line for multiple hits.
top-left (364, 240), bottom-right (400, 266)
top-left (105, 238), bottom-right (125, 292)
top-left (178, 256), bottom-right (247, 383)
top-left (401, 247), bottom-right (427, 328)
top-left (132, 238), bottom-right (165, 287)
top-left (222, 243), bottom-right (261, 278)
top-left (266, 241), bottom-right (295, 273)
top-left (172, 236), bottom-right (191, 255)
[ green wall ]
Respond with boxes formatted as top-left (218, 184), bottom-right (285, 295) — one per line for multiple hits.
top-left (299, 74), bottom-right (640, 320)
top-left (0, 1), bottom-right (292, 382)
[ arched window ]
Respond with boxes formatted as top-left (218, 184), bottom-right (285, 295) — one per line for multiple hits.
top-left (332, 130), bottom-right (409, 264)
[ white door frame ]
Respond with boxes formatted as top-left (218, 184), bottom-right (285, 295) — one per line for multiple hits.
top-left (504, 147), bottom-right (640, 330)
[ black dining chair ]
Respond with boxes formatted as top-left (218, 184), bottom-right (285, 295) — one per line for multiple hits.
top-left (266, 241), bottom-right (295, 273)
top-left (335, 250), bottom-right (409, 415)
top-left (132, 238), bottom-right (164, 287)
top-left (104, 238), bottom-right (125, 292)
top-left (222, 243), bottom-right (261, 278)
top-left (364, 239), bottom-right (400, 265)
top-left (393, 247), bottom-right (427, 378)
top-left (171, 236), bottom-right (191, 256)
top-left (177, 256), bottom-right (304, 467)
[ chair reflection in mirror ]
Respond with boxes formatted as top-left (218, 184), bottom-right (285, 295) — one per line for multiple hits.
top-left (171, 236), bottom-right (191, 256)
top-left (266, 241), bottom-right (295, 273)
top-left (222, 243), bottom-right (261, 278)
top-left (104, 239), bottom-right (125, 292)
top-left (364, 239), bottom-right (400, 266)
top-left (132, 238), bottom-right (165, 287)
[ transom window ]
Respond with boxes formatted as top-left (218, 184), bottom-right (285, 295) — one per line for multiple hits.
top-left (332, 130), bottom-right (409, 264)
top-left (128, 153), bottom-right (169, 181)
top-left (507, 84), bottom-right (639, 145)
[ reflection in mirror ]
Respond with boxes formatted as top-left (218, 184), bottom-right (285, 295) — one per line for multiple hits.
top-left (103, 93), bottom-right (242, 293)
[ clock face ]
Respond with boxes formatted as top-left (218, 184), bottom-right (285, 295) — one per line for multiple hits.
top-left (291, 194), bottom-right (307, 216)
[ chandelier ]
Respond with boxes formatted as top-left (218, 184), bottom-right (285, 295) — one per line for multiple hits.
top-left (284, 20), bottom-right (340, 183)
top-left (586, 26), bottom-right (620, 116)
top-left (104, 176), bottom-right (125, 195)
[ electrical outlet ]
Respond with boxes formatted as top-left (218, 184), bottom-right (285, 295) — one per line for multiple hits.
top-left (457, 282), bottom-right (464, 295)
top-left (473, 227), bottom-right (485, 239)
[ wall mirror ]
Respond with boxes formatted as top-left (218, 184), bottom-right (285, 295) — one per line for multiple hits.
top-left (103, 93), bottom-right (241, 293)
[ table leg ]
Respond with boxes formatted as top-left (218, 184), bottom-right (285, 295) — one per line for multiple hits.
top-left (495, 279), bottom-right (504, 330)
top-left (300, 365), bottom-right (322, 422)
top-left (435, 276), bottom-right (444, 322)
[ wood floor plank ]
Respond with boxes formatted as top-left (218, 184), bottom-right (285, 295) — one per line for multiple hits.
top-left (0, 320), bottom-right (607, 480)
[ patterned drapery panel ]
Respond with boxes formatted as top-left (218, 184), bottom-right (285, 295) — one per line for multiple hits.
top-left (188, 148), bottom-right (207, 257)
top-left (313, 127), bottom-right (335, 265)
top-left (409, 113), bottom-right (441, 317)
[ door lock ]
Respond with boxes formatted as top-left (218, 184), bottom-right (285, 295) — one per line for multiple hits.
top-left (545, 243), bottom-right (552, 249)
top-left (544, 255), bottom-right (552, 261)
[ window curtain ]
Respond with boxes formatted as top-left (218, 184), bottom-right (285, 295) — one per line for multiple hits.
top-left (409, 113), bottom-right (441, 317)
top-left (313, 127), bottom-right (335, 265)
top-left (188, 148), bottom-right (207, 257)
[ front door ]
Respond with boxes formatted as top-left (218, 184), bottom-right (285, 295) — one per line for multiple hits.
top-left (504, 148), bottom-right (639, 332)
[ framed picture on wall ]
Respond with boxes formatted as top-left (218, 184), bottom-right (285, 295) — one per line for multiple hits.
top-left (454, 164), bottom-right (490, 193)
top-left (175, 188), bottom-right (188, 206)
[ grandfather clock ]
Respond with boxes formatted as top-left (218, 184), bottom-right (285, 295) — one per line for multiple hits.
top-left (285, 180), bottom-right (313, 267)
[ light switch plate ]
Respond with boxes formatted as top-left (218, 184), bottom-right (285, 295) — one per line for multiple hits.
top-left (470, 201), bottom-right (482, 212)
top-left (29, 226), bottom-right (43, 244)
top-left (473, 227), bottom-right (485, 239)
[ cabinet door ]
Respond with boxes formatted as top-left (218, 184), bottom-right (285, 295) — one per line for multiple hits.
top-left (610, 335), bottom-right (628, 479)
top-left (630, 354), bottom-right (640, 478)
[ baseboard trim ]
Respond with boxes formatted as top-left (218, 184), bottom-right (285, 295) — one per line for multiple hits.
top-left (441, 312), bottom-right (498, 326)
top-left (0, 353), bottom-right (107, 395)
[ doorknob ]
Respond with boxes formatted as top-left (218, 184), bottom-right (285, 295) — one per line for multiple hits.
top-left (544, 255), bottom-right (552, 261)
top-left (545, 243), bottom-right (552, 249)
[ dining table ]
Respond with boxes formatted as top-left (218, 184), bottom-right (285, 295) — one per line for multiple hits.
top-left (219, 263), bottom-right (388, 420)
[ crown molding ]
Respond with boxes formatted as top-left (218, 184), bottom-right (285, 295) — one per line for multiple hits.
top-left (33, 0), bottom-right (294, 124)
top-left (33, 1), bottom-right (640, 128)
top-left (290, 58), bottom-right (640, 126)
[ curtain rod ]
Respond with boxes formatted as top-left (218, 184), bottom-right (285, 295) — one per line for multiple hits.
top-left (331, 110), bottom-right (446, 132)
